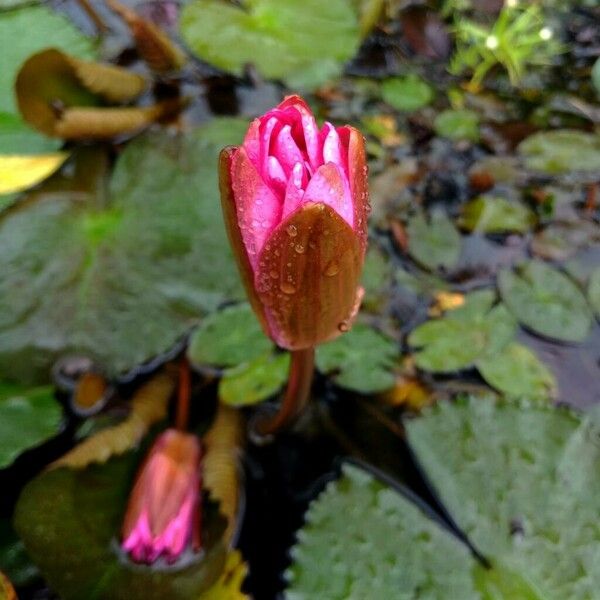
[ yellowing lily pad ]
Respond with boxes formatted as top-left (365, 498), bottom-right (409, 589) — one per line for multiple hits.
top-left (0, 153), bottom-right (68, 194)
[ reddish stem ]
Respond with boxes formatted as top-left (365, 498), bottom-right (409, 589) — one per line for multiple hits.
top-left (175, 358), bottom-right (191, 431)
top-left (255, 347), bottom-right (315, 436)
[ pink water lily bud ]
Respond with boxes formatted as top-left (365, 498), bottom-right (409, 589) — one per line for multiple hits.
top-left (121, 428), bottom-right (202, 564)
top-left (220, 95), bottom-right (369, 349)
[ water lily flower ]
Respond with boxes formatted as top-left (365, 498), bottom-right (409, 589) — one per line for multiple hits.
top-left (121, 428), bottom-right (202, 564)
top-left (219, 95), bottom-right (369, 351)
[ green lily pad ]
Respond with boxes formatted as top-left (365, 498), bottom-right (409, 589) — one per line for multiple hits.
top-left (476, 342), bottom-right (556, 400)
top-left (316, 324), bottom-right (397, 393)
top-left (219, 352), bottom-right (289, 407)
top-left (14, 450), bottom-right (228, 600)
top-left (286, 463), bottom-right (478, 599)
top-left (0, 4), bottom-right (96, 114)
top-left (588, 268), bottom-right (600, 319)
top-left (0, 112), bottom-right (60, 154)
top-left (0, 119), bottom-right (248, 382)
top-left (0, 382), bottom-right (62, 468)
top-left (381, 74), bottom-right (434, 112)
top-left (434, 109), bottom-right (480, 142)
top-left (0, 520), bottom-right (38, 587)
top-left (408, 290), bottom-right (516, 373)
top-left (180, 0), bottom-right (359, 89)
top-left (407, 211), bottom-right (461, 271)
top-left (360, 245), bottom-right (393, 311)
top-left (460, 196), bottom-right (535, 234)
top-left (188, 303), bottom-right (272, 369)
top-left (406, 396), bottom-right (600, 599)
top-left (518, 130), bottom-right (600, 174)
top-left (498, 260), bottom-right (593, 343)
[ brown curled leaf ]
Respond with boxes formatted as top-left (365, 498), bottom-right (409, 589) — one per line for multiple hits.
top-left (203, 405), bottom-right (244, 543)
top-left (0, 572), bottom-right (17, 600)
top-left (52, 370), bottom-right (175, 469)
top-left (107, 0), bottom-right (187, 73)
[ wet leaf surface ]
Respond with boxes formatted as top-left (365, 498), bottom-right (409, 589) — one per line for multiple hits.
top-left (381, 75), bottom-right (434, 112)
top-left (315, 324), bottom-right (397, 393)
top-left (434, 109), bottom-right (480, 142)
top-left (181, 0), bottom-right (359, 89)
top-left (498, 260), bottom-right (593, 343)
top-left (0, 120), bottom-right (246, 381)
top-left (0, 382), bottom-right (62, 468)
top-left (459, 196), bottom-right (535, 234)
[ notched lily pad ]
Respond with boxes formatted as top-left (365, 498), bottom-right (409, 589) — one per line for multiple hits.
top-left (188, 304), bottom-right (272, 370)
top-left (381, 74), bottom-right (434, 112)
top-left (498, 260), bottom-right (593, 343)
top-left (434, 109), bottom-right (480, 142)
top-left (14, 450), bottom-right (229, 600)
top-left (316, 324), bottom-right (398, 393)
top-left (518, 129), bottom-right (600, 174)
top-left (180, 0), bottom-right (360, 89)
top-left (459, 196), bottom-right (535, 234)
top-left (408, 290), bottom-right (516, 373)
top-left (0, 382), bottom-right (62, 468)
top-left (0, 120), bottom-right (248, 382)
top-left (407, 210), bottom-right (461, 271)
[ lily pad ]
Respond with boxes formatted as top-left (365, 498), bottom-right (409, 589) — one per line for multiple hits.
top-left (434, 109), bottom-right (480, 142)
top-left (188, 304), bottom-right (272, 369)
top-left (286, 463), bottom-right (478, 599)
top-left (476, 342), bottom-right (556, 400)
top-left (180, 0), bottom-right (359, 89)
top-left (316, 324), bottom-right (397, 393)
top-left (406, 397), bottom-right (600, 599)
top-left (0, 120), bottom-right (248, 382)
top-left (219, 352), bottom-right (290, 407)
top-left (460, 196), bottom-right (535, 234)
top-left (407, 211), bottom-right (461, 271)
top-left (0, 4), bottom-right (96, 114)
top-left (0, 382), bottom-right (62, 468)
top-left (408, 290), bottom-right (516, 373)
top-left (498, 260), bottom-right (593, 343)
top-left (381, 74), bottom-right (434, 112)
top-left (14, 450), bottom-right (229, 600)
top-left (518, 130), bottom-right (600, 174)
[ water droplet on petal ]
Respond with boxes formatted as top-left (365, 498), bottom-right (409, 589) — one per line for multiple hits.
top-left (286, 224), bottom-right (298, 237)
top-left (324, 260), bottom-right (339, 277)
top-left (280, 282), bottom-right (296, 294)
top-left (269, 270), bottom-right (278, 279)
top-left (294, 244), bottom-right (305, 254)
top-left (338, 321), bottom-right (349, 332)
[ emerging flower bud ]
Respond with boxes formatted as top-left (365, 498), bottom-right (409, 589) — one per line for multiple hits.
top-left (121, 429), bottom-right (202, 564)
top-left (220, 95), bottom-right (369, 349)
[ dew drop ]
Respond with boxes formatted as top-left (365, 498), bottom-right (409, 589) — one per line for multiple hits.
top-left (269, 270), bottom-right (278, 279)
top-left (286, 262), bottom-right (292, 267)
top-left (280, 282), bottom-right (296, 294)
top-left (308, 241), bottom-right (317, 250)
top-left (338, 321), bottom-right (349, 332)
top-left (286, 224), bottom-right (298, 237)
top-left (294, 244), bottom-right (305, 254)
top-left (324, 260), bottom-right (339, 277)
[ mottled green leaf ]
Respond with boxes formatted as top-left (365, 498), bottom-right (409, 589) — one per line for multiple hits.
top-left (286, 463), bottom-right (478, 600)
top-left (407, 211), bottom-right (461, 271)
top-left (460, 196), bottom-right (535, 234)
top-left (181, 0), bottom-right (359, 89)
top-left (14, 450), bottom-right (228, 600)
top-left (498, 260), bottom-right (593, 342)
top-left (406, 397), bottom-right (600, 600)
top-left (316, 324), bottom-right (397, 393)
top-left (0, 4), bottom-right (96, 114)
top-left (518, 130), bottom-right (600, 174)
top-left (188, 304), bottom-right (272, 369)
top-left (588, 268), bottom-right (600, 318)
top-left (381, 74), bottom-right (434, 111)
top-left (476, 342), bottom-right (556, 400)
top-left (0, 120), bottom-right (248, 382)
top-left (0, 382), bottom-right (62, 467)
top-left (409, 291), bottom-right (516, 373)
top-left (219, 352), bottom-right (289, 407)
top-left (434, 109), bottom-right (480, 142)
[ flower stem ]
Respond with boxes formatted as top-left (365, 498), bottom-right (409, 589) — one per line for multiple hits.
top-left (255, 347), bottom-right (315, 437)
top-left (175, 358), bottom-right (191, 431)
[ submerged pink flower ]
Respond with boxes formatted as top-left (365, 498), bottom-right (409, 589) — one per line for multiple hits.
top-left (220, 95), bottom-right (369, 350)
top-left (121, 429), bottom-right (201, 564)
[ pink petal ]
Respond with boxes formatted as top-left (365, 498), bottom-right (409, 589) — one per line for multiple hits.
top-left (282, 162), bottom-right (306, 218)
top-left (278, 96), bottom-right (320, 170)
top-left (272, 124), bottom-right (305, 177)
top-left (301, 162), bottom-right (354, 228)
top-left (267, 156), bottom-right (286, 197)
top-left (231, 147), bottom-right (282, 268)
top-left (242, 118), bottom-right (261, 168)
top-left (321, 122), bottom-right (347, 174)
